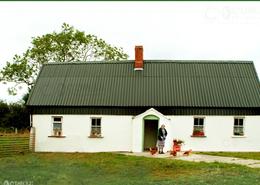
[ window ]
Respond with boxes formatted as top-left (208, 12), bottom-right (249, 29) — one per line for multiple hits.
top-left (192, 118), bottom-right (205, 136)
top-left (90, 118), bottom-right (102, 137)
top-left (52, 117), bottom-right (62, 136)
top-left (234, 118), bottom-right (244, 136)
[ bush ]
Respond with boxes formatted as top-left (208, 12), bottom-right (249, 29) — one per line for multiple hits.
top-left (0, 100), bottom-right (30, 130)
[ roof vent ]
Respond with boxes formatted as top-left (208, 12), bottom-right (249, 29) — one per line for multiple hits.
top-left (134, 45), bottom-right (143, 71)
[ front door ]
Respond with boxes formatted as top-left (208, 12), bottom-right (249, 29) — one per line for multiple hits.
top-left (143, 120), bottom-right (158, 151)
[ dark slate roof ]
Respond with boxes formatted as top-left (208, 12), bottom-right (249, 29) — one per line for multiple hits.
top-left (27, 60), bottom-right (260, 108)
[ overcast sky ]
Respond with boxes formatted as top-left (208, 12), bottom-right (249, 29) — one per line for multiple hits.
top-left (1, 1), bottom-right (260, 102)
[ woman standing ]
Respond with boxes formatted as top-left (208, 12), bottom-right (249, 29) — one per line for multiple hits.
top-left (157, 124), bottom-right (167, 154)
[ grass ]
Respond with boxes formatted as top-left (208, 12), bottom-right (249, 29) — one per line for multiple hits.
top-left (0, 152), bottom-right (260, 185)
top-left (196, 152), bottom-right (260, 160)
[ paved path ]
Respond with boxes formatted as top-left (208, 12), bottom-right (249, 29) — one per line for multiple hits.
top-left (120, 152), bottom-right (260, 168)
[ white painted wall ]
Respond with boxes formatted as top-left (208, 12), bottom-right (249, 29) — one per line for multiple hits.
top-left (169, 116), bottom-right (260, 152)
top-left (33, 111), bottom-right (260, 153)
top-left (33, 114), bottom-right (133, 152)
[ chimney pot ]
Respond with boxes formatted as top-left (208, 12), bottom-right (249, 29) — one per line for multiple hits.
top-left (134, 45), bottom-right (143, 70)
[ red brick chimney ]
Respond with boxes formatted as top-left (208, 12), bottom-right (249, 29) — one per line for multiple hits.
top-left (134, 45), bottom-right (143, 70)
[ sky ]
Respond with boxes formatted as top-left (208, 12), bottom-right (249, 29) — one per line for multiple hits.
top-left (1, 1), bottom-right (260, 103)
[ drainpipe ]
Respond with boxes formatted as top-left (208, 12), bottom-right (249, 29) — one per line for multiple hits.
top-left (30, 114), bottom-right (33, 127)
top-left (29, 114), bottom-right (35, 152)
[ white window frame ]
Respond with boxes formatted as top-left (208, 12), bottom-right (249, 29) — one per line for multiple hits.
top-left (52, 116), bottom-right (63, 136)
top-left (90, 117), bottom-right (102, 137)
top-left (192, 117), bottom-right (205, 136)
top-left (233, 117), bottom-right (244, 136)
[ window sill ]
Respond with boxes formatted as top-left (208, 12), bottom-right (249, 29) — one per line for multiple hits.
top-left (48, 136), bottom-right (66, 138)
top-left (232, 136), bottom-right (246, 138)
top-left (191, 135), bottom-right (206, 138)
top-left (88, 135), bottom-right (104, 138)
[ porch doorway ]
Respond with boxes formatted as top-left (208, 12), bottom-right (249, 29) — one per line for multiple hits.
top-left (143, 115), bottom-right (159, 151)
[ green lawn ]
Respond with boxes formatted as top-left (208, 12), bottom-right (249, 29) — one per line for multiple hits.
top-left (0, 153), bottom-right (260, 185)
top-left (196, 152), bottom-right (260, 160)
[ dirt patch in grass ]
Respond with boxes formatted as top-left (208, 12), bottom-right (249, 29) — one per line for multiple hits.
top-left (152, 168), bottom-right (202, 180)
top-left (138, 157), bottom-right (205, 180)
top-left (196, 152), bottom-right (260, 160)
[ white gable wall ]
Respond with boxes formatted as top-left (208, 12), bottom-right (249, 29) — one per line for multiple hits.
top-left (32, 113), bottom-right (260, 153)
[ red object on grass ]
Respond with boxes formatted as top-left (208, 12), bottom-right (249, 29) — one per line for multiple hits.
top-left (173, 144), bottom-right (181, 152)
top-left (171, 140), bottom-right (182, 156)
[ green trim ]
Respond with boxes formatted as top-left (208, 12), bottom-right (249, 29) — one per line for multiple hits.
top-left (142, 115), bottom-right (159, 151)
top-left (142, 119), bottom-right (144, 152)
top-left (143, 115), bottom-right (159, 120)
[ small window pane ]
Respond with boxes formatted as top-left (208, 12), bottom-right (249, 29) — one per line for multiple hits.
top-left (199, 119), bottom-right (204, 125)
top-left (234, 119), bottom-right (238, 125)
top-left (194, 118), bottom-right (198, 125)
top-left (53, 123), bottom-right (61, 130)
top-left (91, 118), bottom-right (101, 126)
top-left (194, 118), bottom-right (204, 126)
top-left (54, 117), bottom-right (61, 122)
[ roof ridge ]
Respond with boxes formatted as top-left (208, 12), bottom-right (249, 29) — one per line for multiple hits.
top-left (44, 60), bottom-right (134, 65)
top-left (43, 60), bottom-right (253, 66)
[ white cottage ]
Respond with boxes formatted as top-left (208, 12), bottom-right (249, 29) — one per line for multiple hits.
top-left (27, 46), bottom-right (260, 153)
